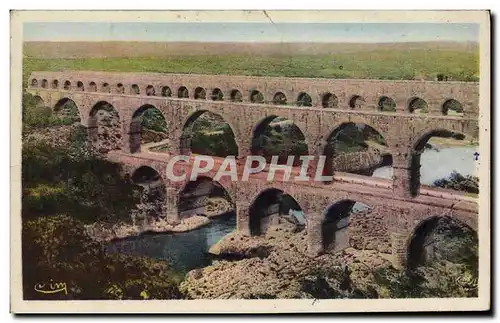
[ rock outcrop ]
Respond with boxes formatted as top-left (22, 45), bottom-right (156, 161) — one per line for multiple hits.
top-left (85, 215), bottom-right (211, 242)
top-left (180, 223), bottom-right (394, 299)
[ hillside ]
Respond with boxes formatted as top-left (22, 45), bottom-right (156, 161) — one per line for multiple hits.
top-left (22, 41), bottom-right (479, 82)
top-left (23, 41), bottom-right (478, 58)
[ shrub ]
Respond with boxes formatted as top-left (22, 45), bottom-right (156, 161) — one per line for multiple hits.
top-left (22, 214), bottom-right (182, 300)
top-left (433, 171), bottom-right (479, 194)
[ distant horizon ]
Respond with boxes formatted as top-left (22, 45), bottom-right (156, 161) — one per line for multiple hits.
top-left (23, 22), bottom-right (479, 43)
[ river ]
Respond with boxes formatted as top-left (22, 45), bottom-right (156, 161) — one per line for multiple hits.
top-left (372, 145), bottom-right (479, 184)
top-left (106, 212), bottom-right (236, 273)
top-left (106, 146), bottom-right (478, 273)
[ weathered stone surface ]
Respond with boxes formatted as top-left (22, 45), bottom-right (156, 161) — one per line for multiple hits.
top-left (181, 223), bottom-right (394, 299)
top-left (205, 197), bottom-right (233, 218)
top-left (332, 148), bottom-right (389, 174)
top-left (348, 210), bottom-right (392, 254)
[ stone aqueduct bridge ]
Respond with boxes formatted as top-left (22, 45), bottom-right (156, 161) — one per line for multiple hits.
top-left (27, 71), bottom-right (480, 268)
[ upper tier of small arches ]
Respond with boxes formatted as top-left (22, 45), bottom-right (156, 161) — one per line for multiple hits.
top-left (28, 71), bottom-right (479, 116)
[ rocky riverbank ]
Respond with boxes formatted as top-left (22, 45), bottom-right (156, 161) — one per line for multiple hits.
top-left (179, 221), bottom-right (395, 299)
top-left (85, 215), bottom-right (211, 242)
top-left (85, 197), bottom-right (234, 242)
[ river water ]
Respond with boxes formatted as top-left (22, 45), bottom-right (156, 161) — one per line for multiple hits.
top-left (106, 213), bottom-right (236, 273)
top-left (106, 146), bottom-right (478, 273)
top-left (372, 146), bottom-right (479, 184)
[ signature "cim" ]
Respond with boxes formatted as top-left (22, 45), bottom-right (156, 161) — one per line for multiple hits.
top-left (34, 280), bottom-right (67, 295)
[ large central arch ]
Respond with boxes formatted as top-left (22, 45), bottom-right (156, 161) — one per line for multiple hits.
top-left (180, 110), bottom-right (239, 157)
top-left (178, 176), bottom-right (234, 220)
top-left (248, 188), bottom-right (304, 236)
top-left (320, 199), bottom-right (377, 254)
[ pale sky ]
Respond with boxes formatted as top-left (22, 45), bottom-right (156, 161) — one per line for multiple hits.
top-left (23, 22), bottom-right (479, 43)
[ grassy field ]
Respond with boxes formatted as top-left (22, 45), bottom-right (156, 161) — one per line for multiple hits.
top-left (22, 41), bottom-right (479, 85)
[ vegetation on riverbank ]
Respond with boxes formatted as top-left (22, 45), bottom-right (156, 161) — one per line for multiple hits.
top-left (434, 171), bottom-right (479, 194)
top-left (22, 93), bottom-right (183, 300)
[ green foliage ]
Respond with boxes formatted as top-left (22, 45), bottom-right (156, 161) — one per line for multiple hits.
top-left (191, 130), bottom-right (238, 157)
top-left (21, 126), bottom-right (182, 300)
top-left (188, 113), bottom-right (239, 157)
top-left (22, 125), bottom-right (143, 223)
top-left (22, 92), bottom-right (76, 132)
top-left (433, 171), bottom-right (479, 194)
top-left (22, 214), bottom-right (182, 300)
top-left (141, 108), bottom-right (167, 133)
top-left (326, 124), bottom-right (386, 153)
top-left (23, 93), bottom-right (61, 131)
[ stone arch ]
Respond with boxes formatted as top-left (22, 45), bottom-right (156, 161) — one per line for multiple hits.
top-left (131, 165), bottom-right (163, 185)
top-left (378, 96), bottom-right (396, 112)
top-left (76, 81), bottom-right (84, 91)
top-left (322, 93), bottom-right (338, 109)
top-left (180, 109), bottom-right (239, 157)
top-left (128, 104), bottom-right (168, 154)
top-left (101, 82), bottom-right (110, 93)
top-left (406, 215), bottom-right (477, 270)
top-left (161, 86), bottom-right (172, 97)
top-left (321, 122), bottom-right (390, 179)
top-left (230, 89), bottom-right (243, 102)
top-left (194, 87), bottom-right (207, 100)
top-left (250, 90), bottom-right (264, 103)
top-left (62, 81), bottom-right (71, 90)
top-left (272, 92), bottom-right (287, 105)
top-left (408, 128), bottom-right (467, 197)
top-left (322, 200), bottom-right (360, 252)
top-left (248, 188), bottom-right (304, 236)
top-left (41, 79), bottom-right (48, 89)
top-left (146, 85), bottom-right (156, 96)
top-left (178, 86), bottom-right (189, 98)
top-left (53, 97), bottom-right (82, 124)
top-left (178, 176), bottom-right (235, 220)
top-left (407, 97), bottom-right (428, 114)
top-left (116, 83), bottom-right (125, 94)
top-left (89, 101), bottom-right (122, 153)
top-left (251, 115), bottom-right (310, 165)
top-left (51, 79), bottom-right (59, 89)
top-left (349, 95), bottom-right (365, 109)
top-left (89, 82), bottom-right (97, 92)
top-left (130, 84), bottom-right (140, 95)
top-left (297, 92), bottom-right (312, 107)
top-left (442, 99), bottom-right (464, 116)
top-left (211, 88), bottom-right (224, 101)
top-left (30, 79), bottom-right (38, 88)
top-left (130, 165), bottom-right (167, 221)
